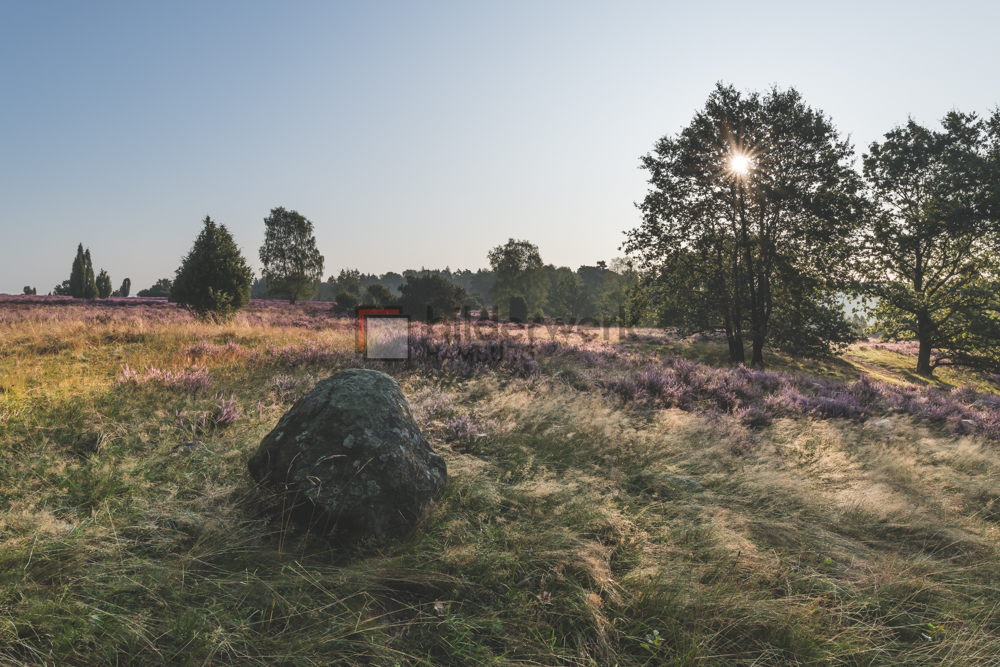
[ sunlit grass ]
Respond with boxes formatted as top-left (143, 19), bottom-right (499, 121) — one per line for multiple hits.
top-left (3, 300), bottom-right (1000, 664)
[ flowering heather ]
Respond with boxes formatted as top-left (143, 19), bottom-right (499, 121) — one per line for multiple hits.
top-left (212, 394), bottom-right (242, 427)
top-left (600, 354), bottom-right (1000, 443)
top-left (267, 373), bottom-right (317, 402)
top-left (116, 361), bottom-right (212, 393)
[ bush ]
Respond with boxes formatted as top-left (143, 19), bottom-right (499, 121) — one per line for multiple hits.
top-left (95, 270), bottom-right (113, 299)
top-left (137, 278), bottom-right (172, 298)
top-left (332, 290), bottom-right (360, 314)
top-left (508, 296), bottom-right (528, 323)
top-left (170, 216), bottom-right (254, 320)
top-left (398, 273), bottom-right (466, 321)
top-left (22, 286), bottom-right (36, 295)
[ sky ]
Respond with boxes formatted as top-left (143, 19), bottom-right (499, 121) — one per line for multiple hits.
top-left (2, 1), bottom-right (998, 295)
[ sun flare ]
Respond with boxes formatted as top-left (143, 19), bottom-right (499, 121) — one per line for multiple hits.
top-left (731, 154), bottom-right (751, 174)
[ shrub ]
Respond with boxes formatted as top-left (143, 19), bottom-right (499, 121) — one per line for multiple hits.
top-left (332, 290), bottom-right (360, 314)
top-left (170, 216), bottom-right (254, 321)
top-left (137, 279), bottom-right (172, 298)
top-left (95, 269), bottom-right (113, 299)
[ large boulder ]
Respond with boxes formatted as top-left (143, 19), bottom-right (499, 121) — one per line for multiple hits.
top-left (248, 369), bottom-right (446, 544)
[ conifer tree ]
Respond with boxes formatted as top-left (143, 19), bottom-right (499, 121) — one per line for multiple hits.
top-left (96, 269), bottom-right (113, 298)
top-left (119, 278), bottom-right (131, 298)
top-left (171, 216), bottom-right (254, 320)
top-left (83, 249), bottom-right (98, 299)
top-left (69, 244), bottom-right (86, 298)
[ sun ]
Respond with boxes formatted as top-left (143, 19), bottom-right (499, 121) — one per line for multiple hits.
top-left (730, 154), bottom-right (751, 175)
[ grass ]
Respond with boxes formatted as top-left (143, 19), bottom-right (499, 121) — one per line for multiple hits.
top-left (3, 299), bottom-right (1000, 665)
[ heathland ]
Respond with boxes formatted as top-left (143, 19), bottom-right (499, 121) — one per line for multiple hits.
top-left (3, 295), bottom-right (1000, 666)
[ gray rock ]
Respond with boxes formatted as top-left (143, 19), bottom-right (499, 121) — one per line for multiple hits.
top-left (248, 369), bottom-right (446, 544)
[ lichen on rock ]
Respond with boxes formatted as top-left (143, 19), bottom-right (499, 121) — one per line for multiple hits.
top-left (248, 369), bottom-right (447, 544)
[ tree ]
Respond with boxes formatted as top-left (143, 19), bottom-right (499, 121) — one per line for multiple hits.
top-left (625, 83), bottom-right (864, 366)
top-left (858, 111), bottom-right (1000, 375)
top-left (171, 216), bottom-right (254, 320)
top-left (364, 284), bottom-right (398, 306)
top-left (69, 244), bottom-right (86, 298)
top-left (487, 239), bottom-right (547, 317)
top-left (51, 280), bottom-right (71, 296)
top-left (137, 278), bottom-right (173, 298)
top-left (332, 290), bottom-right (360, 314)
top-left (552, 273), bottom-right (593, 320)
top-left (325, 269), bottom-right (366, 301)
top-left (82, 249), bottom-right (98, 299)
top-left (95, 269), bottom-right (113, 299)
top-left (22, 286), bottom-right (36, 295)
top-left (398, 273), bottom-right (467, 321)
top-left (119, 278), bottom-right (130, 298)
top-left (259, 207), bottom-right (324, 304)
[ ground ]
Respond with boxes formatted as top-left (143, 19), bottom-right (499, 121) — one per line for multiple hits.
top-left (2, 295), bottom-right (1000, 666)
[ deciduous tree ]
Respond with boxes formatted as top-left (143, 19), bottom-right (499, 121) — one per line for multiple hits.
top-left (487, 239), bottom-right (547, 318)
top-left (625, 83), bottom-right (864, 365)
top-left (363, 284), bottom-right (398, 306)
top-left (259, 207), bottom-right (325, 304)
top-left (858, 111), bottom-right (1000, 375)
top-left (398, 273), bottom-right (466, 321)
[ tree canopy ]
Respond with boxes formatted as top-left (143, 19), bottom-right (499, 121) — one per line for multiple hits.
top-left (171, 216), bottom-right (254, 320)
top-left (624, 83), bottom-right (865, 365)
top-left (398, 273), bottom-right (467, 321)
top-left (259, 207), bottom-right (325, 304)
top-left (857, 111), bottom-right (1000, 375)
top-left (487, 238), bottom-right (547, 318)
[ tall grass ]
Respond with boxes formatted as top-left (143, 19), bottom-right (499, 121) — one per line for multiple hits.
top-left (2, 297), bottom-right (1000, 665)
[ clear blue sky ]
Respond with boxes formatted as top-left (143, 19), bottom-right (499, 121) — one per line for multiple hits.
top-left (2, 1), bottom-right (998, 294)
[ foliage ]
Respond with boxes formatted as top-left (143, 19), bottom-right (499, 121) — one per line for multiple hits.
top-left (22, 286), bottom-right (36, 295)
top-left (767, 271), bottom-right (859, 357)
top-left (50, 279), bottom-right (71, 296)
top-left (625, 83), bottom-right (865, 366)
top-left (487, 238), bottom-right (547, 317)
top-left (170, 216), bottom-right (254, 320)
top-left (363, 283), bottom-right (398, 306)
top-left (325, 269), bottom-right (366, 301)
top-left (550, 273), bottom-right (593, 320)
top-left (118, 277), bottom-right (131, 298)
top-left (82, 249), bottom-right (98, 299)
top-left (332, 289), bottom-right (360, 314)
top-left (95, 269), bottom-right (113, 299)
top-left (137, 278), bottom-right (173, 298)
top-left (259, 206), bottom-right (325, 304)
top-left (858, 110), bottom-right (1000, 376)
top-left (507, 295), bottom-right (528, 322)
top-left (398, 273), bottom-right (467, 321)
top-left (68, 243), bottom-right (86, 298)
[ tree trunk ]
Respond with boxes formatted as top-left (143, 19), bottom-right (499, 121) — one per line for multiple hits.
top-left (750, 334), bottom-right (765, 368)
top-left (916, 311), bottom-right (934, 376)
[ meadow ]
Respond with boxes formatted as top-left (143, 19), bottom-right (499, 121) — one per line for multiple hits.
top-left (3, 295), bottom-right (1000, 666)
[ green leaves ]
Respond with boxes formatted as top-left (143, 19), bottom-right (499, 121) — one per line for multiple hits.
top-left (259, 207), bottom-right (325, 304)
top-left (626, 83), bottom-right (863, 364)
top-left (859, 111), bottom-right (1000, 375)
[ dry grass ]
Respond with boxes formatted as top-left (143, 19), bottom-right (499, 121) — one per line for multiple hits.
top-left (2, 304), bottom-right (1000, 665)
